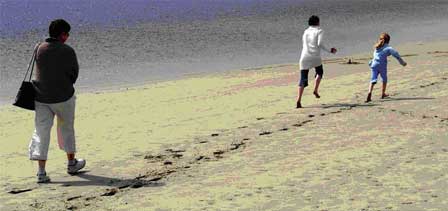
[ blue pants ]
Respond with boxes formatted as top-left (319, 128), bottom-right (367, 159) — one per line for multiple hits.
top-left (370, 67), bottom-right (387, 84)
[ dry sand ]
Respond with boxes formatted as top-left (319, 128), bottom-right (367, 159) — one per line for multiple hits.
top-left (0, 41), bottom-right (447, 211)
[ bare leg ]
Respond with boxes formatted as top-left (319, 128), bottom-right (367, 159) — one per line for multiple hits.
top-left (368, 82), bottom-right (375, 94)
top-left (67, 153), bottom-right (75, 161)
top-left (38, 160), bottom-right (46, 171)
top-left (296, 86), bottom-right (305, 108)
top-left (36, 160), bottom-right (51, 183)
top-left (366, 83), bottom-right (375, 102)
top-left (381, 82), bottom-right (389, 98)
top-left (313, 75), bottom-right (322, 98)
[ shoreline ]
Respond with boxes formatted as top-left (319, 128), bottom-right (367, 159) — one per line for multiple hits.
top-left (2, 3), bottom-right (447, 105)
top-left (0, 38), bottom-right (434, 108)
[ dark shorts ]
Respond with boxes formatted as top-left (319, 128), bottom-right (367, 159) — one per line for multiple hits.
top-left (298, 65), bottom-right (324, 87)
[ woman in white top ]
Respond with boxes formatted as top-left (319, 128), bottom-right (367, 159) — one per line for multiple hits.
top-left (296, 15), bottom-right (337, 108)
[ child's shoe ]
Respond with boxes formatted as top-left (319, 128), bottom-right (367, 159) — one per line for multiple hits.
top-left (296, 101), bottom-right (302, 108)
top-left (381, 93), bottom-right (390, 99)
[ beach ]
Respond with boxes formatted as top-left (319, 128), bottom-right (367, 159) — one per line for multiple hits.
top-left (1, 40), bottom-right (447, 210)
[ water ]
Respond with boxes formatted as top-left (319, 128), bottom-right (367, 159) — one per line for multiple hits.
top-left (1, 0), bottom-right (448, 104)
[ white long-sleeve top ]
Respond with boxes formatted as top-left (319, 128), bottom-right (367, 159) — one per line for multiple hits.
top-left (299, 26), bottom-right (331, 70)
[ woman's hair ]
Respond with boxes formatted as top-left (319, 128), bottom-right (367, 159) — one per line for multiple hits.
top-left (49, 19), bottom-right (71, 38)
top-left (374, 33), bottom-right (390, 49)
top-left (308, 15), bottom-right (320, 26)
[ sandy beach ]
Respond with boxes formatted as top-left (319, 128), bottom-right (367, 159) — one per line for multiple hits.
top-left (0, 40), bottom-right (447, 210)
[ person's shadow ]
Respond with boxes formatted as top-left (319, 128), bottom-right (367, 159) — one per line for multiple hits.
top-left (319, 103), bottom-right (379, 109)
top-left (306, 96), bottom-right (434, 109)
top-left (379, 97), bottom-right (435, 102)
top-left (50, 171), bottom-right (165, 188)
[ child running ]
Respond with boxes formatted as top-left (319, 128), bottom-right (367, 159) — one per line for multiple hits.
top-left (296, 15), bottom-right (337, 108)
top-left (366, 33), bottom-right (407, 102)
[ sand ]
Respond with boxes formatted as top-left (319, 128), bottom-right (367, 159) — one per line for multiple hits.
top-left (0, 41), bottom-right (447, 211)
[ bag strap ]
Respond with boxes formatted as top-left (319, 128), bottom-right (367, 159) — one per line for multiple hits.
top-left (23, 43), bottom-right (40, 82)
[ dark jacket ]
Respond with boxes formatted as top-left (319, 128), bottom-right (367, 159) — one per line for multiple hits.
top-left (33, 38), bottom-right (79, 103)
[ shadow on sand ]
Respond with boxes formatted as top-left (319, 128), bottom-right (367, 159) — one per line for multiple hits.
top-left (379, 97), bottom-right (435, 102)
top-left (320, 103), bottom-right (379, 109)
top-left (304, 103), bottom-right (379, 109)
top-left (50, 171), bottom-right (165, 188)
top-left (306, 96), bottom-right (434, 109)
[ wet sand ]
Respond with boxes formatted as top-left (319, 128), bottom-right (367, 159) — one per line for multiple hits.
top-left (0, 41), bottom-right (447, 211)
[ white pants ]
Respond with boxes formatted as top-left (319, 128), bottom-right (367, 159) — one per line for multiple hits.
top-left (29, 95), bottom-right (76, 160)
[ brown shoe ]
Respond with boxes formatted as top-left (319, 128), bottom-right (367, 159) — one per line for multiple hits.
top-left (381, 93), bottom-right (390, 99)
top-left (365, 93), bottom-right (372, 103)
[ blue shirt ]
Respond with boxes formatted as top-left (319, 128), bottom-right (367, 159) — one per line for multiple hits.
top-left (369, 44), bottom-right (405, 70)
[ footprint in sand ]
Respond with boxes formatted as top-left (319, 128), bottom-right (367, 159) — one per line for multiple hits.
top-left (171, 154), bottom-right (183, 158)
top-left (101, 188), bottom-right (118, 196)
top-left (196, 155), bottom-right (210, 161)
top-left (302, 120), bottom-right (313, 124)
top-left (230, 142), bottom-right (245, 150)
top-left (8, 188), bottom-right (33, 194)
top-left (259, 131), bottom-right (272, 136)
top-left (238, 126), bottom-right (248, 129)
top-left (144, 154), bottom-right (166, 161)
top-left (166, 149), bottom-right (186, 153)
top-left (211, 133), bottom-right (219, 137)
top-left (66, 205), bottom-right (77, 210)
top-left (256, 117), bottom-right (265, 120)
top-left (213, 150), bottom-right (225, 156)
top-left (66, 195), bottom-right (82, 201)
top-left (279, 128), bottom-right (289, 131)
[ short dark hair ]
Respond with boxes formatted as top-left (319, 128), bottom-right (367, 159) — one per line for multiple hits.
top-left (308, 15), bottom-right (320, 26)
top-left (49, 19), bottom-right (71, 38)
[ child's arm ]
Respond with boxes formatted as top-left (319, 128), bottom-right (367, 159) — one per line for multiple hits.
top-left (389, 47), bottom-right (407, 66)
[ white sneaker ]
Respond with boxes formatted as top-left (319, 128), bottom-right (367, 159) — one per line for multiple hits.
top-left (37, 173), bottom-right (51, 183)
top-left (67, 159), bottom-right (86, 175)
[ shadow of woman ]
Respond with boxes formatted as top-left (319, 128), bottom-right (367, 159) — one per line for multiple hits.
top-left (50, 171), bottom-right (165, 188)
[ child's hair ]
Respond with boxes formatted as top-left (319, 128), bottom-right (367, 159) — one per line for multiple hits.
top-left (308, 15), bottom-right (320, 26)
top-left (374, 33), bottom-right (390, 49)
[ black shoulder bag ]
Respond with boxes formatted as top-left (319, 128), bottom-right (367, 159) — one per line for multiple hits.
top-left (13, 43), bottom-right (39, 110)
